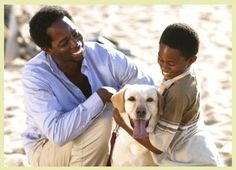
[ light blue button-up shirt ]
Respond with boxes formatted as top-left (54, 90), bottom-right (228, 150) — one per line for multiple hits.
top-left (21, 42), bottom-right (155, 155)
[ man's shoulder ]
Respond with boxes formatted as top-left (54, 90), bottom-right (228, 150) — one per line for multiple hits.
top-left (85, 41), bottom-right (104, 49)
top-left (23, 51), bottom-right (51, 75)
top-left (84, 41), bottom-right (116, 54)
top-left (25, 51), bottom-right (47, 66)
top-left (84, 41), bottom-right (120, 61)
top-left (84, 41), bottom-right (128, 66)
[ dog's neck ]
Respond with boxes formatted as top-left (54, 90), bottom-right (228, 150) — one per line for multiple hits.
top-left (122, 114), bottom-right (133, 129)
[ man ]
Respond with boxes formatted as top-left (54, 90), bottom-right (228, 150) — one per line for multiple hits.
top-left (21, 6), bottom-right (154, 166)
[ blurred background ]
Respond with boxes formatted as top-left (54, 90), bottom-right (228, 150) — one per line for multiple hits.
top-left (4, 4), bottom-right (232, 166)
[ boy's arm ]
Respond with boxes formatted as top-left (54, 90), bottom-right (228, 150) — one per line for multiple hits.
top-left (113, 109), bottom-right (162, 154)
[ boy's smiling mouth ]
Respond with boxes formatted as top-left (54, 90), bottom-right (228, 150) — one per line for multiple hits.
top-left (162, 71), bottom-right (171, 76)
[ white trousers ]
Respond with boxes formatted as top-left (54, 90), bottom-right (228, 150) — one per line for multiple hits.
top-left (29, 103), bottom-right (113, 166)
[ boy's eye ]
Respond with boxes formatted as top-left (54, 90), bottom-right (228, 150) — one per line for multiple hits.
top-left (167, 62), bottom-right (175, 66)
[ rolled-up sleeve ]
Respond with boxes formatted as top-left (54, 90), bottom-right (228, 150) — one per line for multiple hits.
top-left (22, 72), bottom-right (104, 146)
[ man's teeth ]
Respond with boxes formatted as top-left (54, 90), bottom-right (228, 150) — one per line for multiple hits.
top-left (72, 48), bottom-right (82, 55)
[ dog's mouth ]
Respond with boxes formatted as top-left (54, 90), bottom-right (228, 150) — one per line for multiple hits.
top-left (129, 116), bottom-right (149, 139)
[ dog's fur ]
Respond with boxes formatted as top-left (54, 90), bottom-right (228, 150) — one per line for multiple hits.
top-left (110, 84), bottom-right (163, 166)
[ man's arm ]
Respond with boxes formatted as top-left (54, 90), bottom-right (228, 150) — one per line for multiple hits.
top-left (113, 109), bottom-right (162, 154)
top-left (22, 70), bottom-right (115, 146)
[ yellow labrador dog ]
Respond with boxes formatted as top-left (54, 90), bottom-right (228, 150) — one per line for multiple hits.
top-left (110, 84), bottom-right (163, 166)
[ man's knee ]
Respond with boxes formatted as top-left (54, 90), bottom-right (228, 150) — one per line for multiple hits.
top-left (29, 139), bottom-right (73, 166)
top-left (70, 113), bottom-right (112, 166)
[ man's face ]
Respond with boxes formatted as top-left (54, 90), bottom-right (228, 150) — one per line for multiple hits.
top-left (45, 16), bottom-right (84, 65)
top-left (157, 43), bottom-right (196, 80)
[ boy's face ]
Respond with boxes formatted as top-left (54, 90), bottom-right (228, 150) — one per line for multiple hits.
top-left (158, 43), bottom-right (197, 80)
top-left (44, 16), bottom-right (84, 65)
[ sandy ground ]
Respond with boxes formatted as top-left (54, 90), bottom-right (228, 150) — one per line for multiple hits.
top-left (3, 4), bottom-right (232, 166)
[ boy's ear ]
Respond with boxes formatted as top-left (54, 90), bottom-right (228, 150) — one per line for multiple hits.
top-left (111, 85), bottom-right (128, 113)
top-left (190, 55), bottom-right (197, 64)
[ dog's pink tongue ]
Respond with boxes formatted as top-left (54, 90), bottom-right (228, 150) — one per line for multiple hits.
top-left (133, 119), bottom-right (148, 139)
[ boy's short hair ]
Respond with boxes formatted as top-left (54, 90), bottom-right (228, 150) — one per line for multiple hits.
top-left (29, 6), bottom-right (73, 48)
top-left (159, 23), bottom-right (199, 59)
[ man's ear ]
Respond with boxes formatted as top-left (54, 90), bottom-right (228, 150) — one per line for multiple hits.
top-left (42, 47), bottom-right (52, 55)
top-left (111, 85), bottom-right (128, 113)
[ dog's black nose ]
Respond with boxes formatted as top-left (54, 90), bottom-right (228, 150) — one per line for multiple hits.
top-left (136, 106), bottom-right (146, 118)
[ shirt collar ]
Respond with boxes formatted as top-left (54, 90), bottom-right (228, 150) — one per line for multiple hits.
top-left (162, 66), bottom-right (193, 90)
top-left (45, 49), bottom-right (88, 75)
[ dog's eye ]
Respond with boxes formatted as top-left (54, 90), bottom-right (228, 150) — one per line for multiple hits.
top-left (147, 97), bottom-right (154, 102)
top-left (128, 96), bottom-right (136, 101)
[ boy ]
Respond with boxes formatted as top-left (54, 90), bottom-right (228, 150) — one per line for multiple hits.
top-left (113, 23), bottom-right (222, 166)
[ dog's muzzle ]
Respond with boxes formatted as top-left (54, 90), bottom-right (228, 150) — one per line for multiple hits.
top-left (128, 105), bottom-right (151, 139)
top-left (136, 106), bottom-right (146, 118)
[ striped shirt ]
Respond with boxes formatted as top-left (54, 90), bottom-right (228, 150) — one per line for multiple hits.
top-left (151, 70), bottom-right (200, 152)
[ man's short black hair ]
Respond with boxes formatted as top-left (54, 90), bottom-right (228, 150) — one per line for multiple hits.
top-left (29, 6), bottom-right (73, 48)
top-left (159, 23), bottom-right (199, 59)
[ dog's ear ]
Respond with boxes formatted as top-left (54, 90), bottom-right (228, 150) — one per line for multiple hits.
top-left (111, 86), bottom-right (128, 113)
top-left (156, 90), bottom-right (164, 116)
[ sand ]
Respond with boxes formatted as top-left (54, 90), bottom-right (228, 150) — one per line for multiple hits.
top-left (3, 4), bottom-right (232, 166)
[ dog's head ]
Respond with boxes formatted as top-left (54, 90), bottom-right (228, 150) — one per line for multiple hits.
top-left (111, 84), bottom-right (163, 139)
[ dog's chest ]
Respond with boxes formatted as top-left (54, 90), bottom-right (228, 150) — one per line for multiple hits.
top-left (112, 128), bottom-right (156, 166)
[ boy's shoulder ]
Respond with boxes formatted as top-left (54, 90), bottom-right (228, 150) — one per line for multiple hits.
top-left (171, 74), bottom-right (198, 95)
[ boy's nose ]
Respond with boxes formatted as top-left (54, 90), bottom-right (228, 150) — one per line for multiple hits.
top-left (161, 63), bottom-right (169, 71)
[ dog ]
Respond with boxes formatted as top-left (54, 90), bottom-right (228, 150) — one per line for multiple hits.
top-left (110, 84), bottom-right (163, 166)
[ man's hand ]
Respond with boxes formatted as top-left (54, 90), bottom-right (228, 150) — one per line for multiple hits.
top-left (97, 87), bottom-right (116, 104)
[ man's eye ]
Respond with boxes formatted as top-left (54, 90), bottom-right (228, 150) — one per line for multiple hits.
top-left (60, 40), bottom-right (69, 47)
top-left (61, 42), bottom-right (68, 47)
top-left (128, 96), bottom-right (136, 101)
top-left (147, 98), bottom-right (153, 102)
